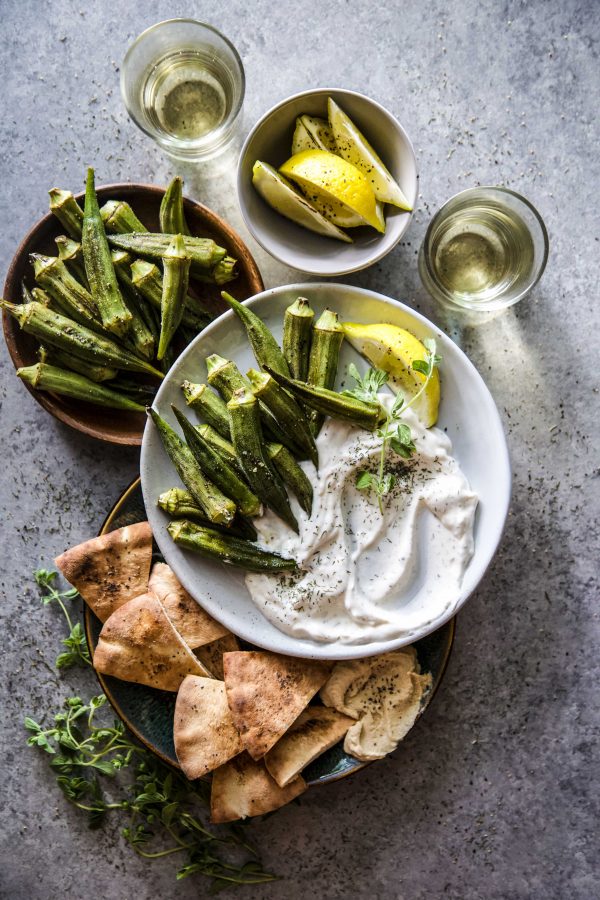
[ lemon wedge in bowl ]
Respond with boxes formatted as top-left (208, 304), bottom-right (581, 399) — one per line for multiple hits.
top-left (328, 98), bottom-right (413, 211)
top-left (279, 150), bottom-right (385, 233)
top-left (342, 321), bottom-right (440, 426)
top-left (252, 160), bottom-right (352, 243)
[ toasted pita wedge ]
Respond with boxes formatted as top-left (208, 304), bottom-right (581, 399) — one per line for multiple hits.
top-left (174, 676), bottom-right (243, 779)
top-left (210, 752), bottom-right (306, 823)
top-left (264, 706), bottom-right (354, 787)
top-left (55, 522), bottom-right (152, 623)
top-left (93, 593), bottom-right (211, 691)
top-left (148, 562), bottom-right (229, 649)
top-left (195, 633), bottom-right (240, 679)
top-left (223, 651), bottom-right (330, 759)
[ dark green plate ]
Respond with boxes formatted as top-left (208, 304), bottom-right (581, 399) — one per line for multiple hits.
top-left (85, 478), bottom-right (455, 786)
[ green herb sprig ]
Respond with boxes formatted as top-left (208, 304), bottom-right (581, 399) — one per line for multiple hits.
top-left (35, 568), bottom-right (91, 668)
top-left (344, 339), bottom-right (441, 513)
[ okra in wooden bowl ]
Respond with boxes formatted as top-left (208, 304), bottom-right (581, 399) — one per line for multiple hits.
top-left (2, 179), bottom-right (264, 445)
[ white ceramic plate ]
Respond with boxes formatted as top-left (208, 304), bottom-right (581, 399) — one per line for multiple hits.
top-left (141, 284), bottom-right (510, 660)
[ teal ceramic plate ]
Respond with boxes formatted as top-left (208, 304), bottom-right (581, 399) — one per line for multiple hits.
top-left (85, 478), bottom-right (455, 785)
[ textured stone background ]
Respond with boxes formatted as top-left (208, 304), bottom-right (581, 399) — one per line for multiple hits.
top-left (0, 1), bottom-right (598, 898)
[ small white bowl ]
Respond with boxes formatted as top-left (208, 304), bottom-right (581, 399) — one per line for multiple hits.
top-left (237, 89), bottom-right (418, 276)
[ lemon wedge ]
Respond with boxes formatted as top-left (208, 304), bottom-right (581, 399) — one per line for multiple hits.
top-left (342, 322), bottom-right (440, 426)
top-left (279, 150), bottom-right (385, 233)
top-left (298, 115), bottom-right (338, 152)
top-left (291, 117), bottom-right (316, 155)
top-left (252, 160), bottom-right (352, 242)
top-left (328, 98), bottom-right (413, 211)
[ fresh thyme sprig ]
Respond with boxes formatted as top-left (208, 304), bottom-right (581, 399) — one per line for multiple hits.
top-left (344, 339), bottom-right (441, 513)
top-left (35, 568), bottom-right (91, 668)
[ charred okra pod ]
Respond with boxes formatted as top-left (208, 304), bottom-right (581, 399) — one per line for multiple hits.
top-left (267, 443), bottom-right (313, 516)
top-left (31, 254), bottom-right (100, 332)
top-left (246, 368), bottom-right (318, 467)
top-left (100, 199), bottom-right (147, 234)
top-left (111, 251), bottom-right (160, 344)
top-left (182, 381), bottom-right (231, 439)
top-left (220, 291), bottom-right (291, 377)
top-left (17, 363), bottom-right (144, 411)
top-left (55, 235), bottom-right (89, 288)
top-left (48, 188), bottom-right (84, 239)
top-left (158, 234), bottom-right (191, 361)
top-left (157, 488), bottom-right (257, 540)
top-left (196, 425), bottom-right (242, 476)
top-left (40, 345), bottom-right (118, 383)
top-left (283, 297), bottom-right (314, 381)
top-left (227, 387), bottom-right (298, 532)
top-left (108, 232), bottom-right (227, 274)
top-left (159, 177), bottom-right (190, 236)
top-left (82, 168), bottom-right (132, 337)
top-left (306, 309), bottom-right (345, 434)
top-left (167, 520), bottom-right (297, 573)
top-left (31, 287), bottom-right (53, 307)
top-left (130, 260), bottom-right (210, 334)
top-left (147, 407), bottom-right (236, 526)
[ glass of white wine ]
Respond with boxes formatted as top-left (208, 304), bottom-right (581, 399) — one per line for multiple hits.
top-left (419, 187), bottom-right (549, 311)
top-left (121, 19), bottom-right (245, 161)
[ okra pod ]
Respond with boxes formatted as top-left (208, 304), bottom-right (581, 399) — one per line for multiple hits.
top-left (283, 297), bottom-right (314, 381)
top-left (147, 407), bottom-right (236, 526)
top-left (167, 520), bottom-right (297, 573)
top-left (246, 368), bottom-right (318, 467)
top-left (220, 291), bottom-right (291, 377)
top-left (17, 363), bottom-right (144, 411)
top-left (172, 406), bottom-right (261, 518)
top-left (48, 188), bottom-right (83, 239)
top-left (31, 287), bottom-right (53, 307)
top-left (264, 367), bottom-right (385, 432)
top-left (41, 345), bottom-right (118, 383)
top-left (306, 309), bottom-right (345, 435)
top-left (157, 488), bottom-right (257, 540)
top-left (195, 256), bottom-right (237, 286)
top-left (159, 177), bottom-right (190, 236)
top-left (131, 260), bottom-right (210, 333)
top-left (108, 233), bottom-right (227, 274)
top-left (31, 253), bottom-right (100, 331)
top-left (182, 381), bottom-right (231, 438)
top-left (109, 378), bottom-right (158, 404)
top-left (196, 425), bottom-right (242, 476)
top-left (21, 281), bottom-right (36, 304)
top-left (82, 168), bottom-right (132, 337)
top-left (228, 387), bottom-right (298, 532)
top-left (1, 301), bottom-right (164, 379)
top-left (158, 234), bottom-right (191, 360)
top-left (55, 235), bottom-right (89, 288)
top-left (100, 200), bottom-right (147, 234)
top-left (267, 443), bottom-right (313, 516)
top-left (111, 250), bottom-right (160, 344)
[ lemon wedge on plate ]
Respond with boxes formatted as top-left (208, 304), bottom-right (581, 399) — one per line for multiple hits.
top-left (252, 160), bottom-right (352, 243)
top-left (328, 98), bottom-right (413, 211)
top-left (279, 150), bottom-right (385, 233)
top-left (342, 321), bottom-right (440, 426)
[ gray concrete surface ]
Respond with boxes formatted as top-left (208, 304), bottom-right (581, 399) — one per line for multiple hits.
top-left (0, 1), bottom-right (598, 897)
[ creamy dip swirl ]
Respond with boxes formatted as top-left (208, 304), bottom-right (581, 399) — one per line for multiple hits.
top-left (246, 398), bottom-right (478, 644)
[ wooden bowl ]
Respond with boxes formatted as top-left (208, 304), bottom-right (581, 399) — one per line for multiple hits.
top-left (2, 183), bottom-right (264, 445)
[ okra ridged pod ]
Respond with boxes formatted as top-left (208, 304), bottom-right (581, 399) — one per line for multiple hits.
top-left (100, 200), bottom-right (147, 234)
top-left (265, 367), bottom-right (385, 432)
top-left (167, 520), bottom-right (297, 573)
top-left (55, 235), bottom-right (89, 288)
top-left (283, 297), bottom-right (314, 381)
top-left (31, 287), bottom-right (53, 307)
top-left (182, 381), bottom-right (231, 439)
top-left (31, 254), bottom-right (99, 330)
top-left (267, 443), bottom-right (313, 516)
top-left (247, 368), bottom-right (318, 467)
top-left (220, 291), bottom-right (291, 377)
top-left (82, 168), bottom-right (132, 337)
top-left (111, 251), bottom-right (160, 344)
top-left (159, 177), bottom-right (190, 236)
top-left (195, 256), bottom-right (237, 286)
top-left (108, 233), bottom-right (227, 274)
top-left (228, 387), bottom-right (298, 532)
top-left (148, 408), bottom-right (236, 526)
top-left (158, 234), bottom-right (191, 361)
top-left (1, 301), bottom-right (163, 379)
top-left (17, 363), bottom-right (144, 411)
top-left (40, 345), bottom-right (118, 383)
top-left (131, 260), bottom-right (210, 334)
top-left (158, 488), bottom-right (257, 540)
top-left (196, 424), bottom-right (242, 476)
top-left (172, 406), bottom-right (261, 518)
top-left (306, 308), bottom-right (345, 435)
top-left (48, 188), bottom-right (84, 239)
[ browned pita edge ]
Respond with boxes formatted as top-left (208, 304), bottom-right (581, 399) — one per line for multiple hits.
top-left (93, 592), bottom-right (211, 691)
top-left (195, 633), bottom-right (240, 680)
top-left (174, 676), bottom-right (243, 779)
top-left (210, 752), bottom-right (306, 824)
top-left (148, 562), bottom-right (229, 649)
top-left (264, 706), bottom-right (354, 787)
top-left (54, 521), bottom-right (152, 623)
top-left (223, 651), bottom-right (331, 760)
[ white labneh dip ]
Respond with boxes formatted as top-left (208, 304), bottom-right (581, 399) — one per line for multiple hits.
top-left (246, 399), bottom-right (479, 644)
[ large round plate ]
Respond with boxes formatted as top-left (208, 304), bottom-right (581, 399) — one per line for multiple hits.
top-left (85, 477), bottom-right (455, 784)
top-left (141, 283), bottom-right (510, 659)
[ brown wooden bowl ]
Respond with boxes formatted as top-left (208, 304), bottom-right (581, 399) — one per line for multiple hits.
top-left (2, 183), bottom-right (264, 445)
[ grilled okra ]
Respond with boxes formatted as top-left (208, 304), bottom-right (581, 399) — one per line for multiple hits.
top-left (157, 488), bottom-right (257, 540)
top-left (48, 188), bottom-right (84, 239)
top-left (267, 442), bottom-right (313, 516)
top-left (31, 253), bottom-right (99, 330)
top-left (158, 234), bottom-right (191, 361)
top-left (306, 308), bottom-right (345, 434)
top-left (17, 363), bottom-right (144, 411)
top-left (182, 381), bottom-right (231, 439)
top-left (130, 260), bottom-right (211, 334)
top-left (100, 200), bottom-right (147, 234)
top-left (221, 291), bottom-right (291, 377)
top-left (40, 345), bottom-right (118, 383)
top-left (55, 235), bottom-right (89, 288)
top-left (246, 368), bottom-right (318, 467)
top-left (283, 297), bottom-right (314, 381)
top-left (167, 519), bottom-right (297, 572)
top-left (108, 232), bottom-right (227, 274)
top-left (159, 177), bottom-right (190, 236)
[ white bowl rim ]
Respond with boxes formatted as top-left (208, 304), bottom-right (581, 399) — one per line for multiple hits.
top-left (141, 283), bottom-right (511, 660)
top-left (236, 87), bottom-right (418, 276)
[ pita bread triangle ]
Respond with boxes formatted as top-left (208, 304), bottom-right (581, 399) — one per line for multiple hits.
top-left (148, 563), bottom-right (229, 649)
top-left (55, 521), bottom-right (152, 623)
top-left (223, 651), bottom-right (331, 759)
top-left (210, 752), bottom-right (306, 823)
top-left (264, 706), bottom-right (354, 787)
top-left (93, 592), bottom-right (211, 691)
top-left (174, 676), bottom-right (243, 780)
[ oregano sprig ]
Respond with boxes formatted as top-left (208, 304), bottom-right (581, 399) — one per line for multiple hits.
top-left (35, 568), bottom-right (91, 668)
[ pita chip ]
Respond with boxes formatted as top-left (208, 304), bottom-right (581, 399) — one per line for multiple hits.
top-left (223, 651), bottom-right (330, 759)
top-left (174, 676), bottom-right (243, 779)
top-left (210, 752), bottom-right (306, 824)
top-left (93, 592), bottom-right (211, 691)
top-left (55, 521), bottom-right (152, 623)
top-left (264, 706), bottom-right (354, 787)
top-left (195, 633), bottom-right (240, 679)
top-left (148, 562), bottom-right (229, 649)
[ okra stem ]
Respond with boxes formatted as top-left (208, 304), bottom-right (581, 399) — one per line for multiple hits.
top-left (157, 488), bottom-right (257, 540)
top-left (17, 363), bottom-right (144, 411)
top-left (158, 234), bottom-right (191, 361)
top-left (159, 177), bottom-right (190, 236)
top-left (220, 291), bottom-right (291, 377)
top-left (55, 235), bottom-right (89, 288)
top-left (48, 188), bottom-right (84, 239)
top-left (182, 381), bottom-right (231, 439)
top-left (167, 520), bottom-right (297, 573)
top-left (283, 297), bottom-right (314, 381)
top-left (306, 308), bottom-right (345, 435)
top-left (100, 199), bottom-right (147, 234)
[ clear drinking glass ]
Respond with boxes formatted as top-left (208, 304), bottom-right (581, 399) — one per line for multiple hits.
top-left (121, 19), bottom-right (245, 161)
top-left (419, 187), bottom-right (549, 312)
